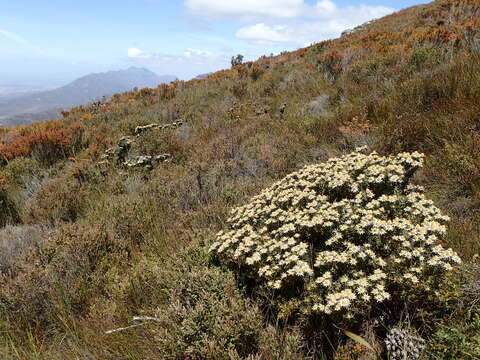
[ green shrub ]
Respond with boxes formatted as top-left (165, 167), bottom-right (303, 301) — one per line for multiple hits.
top-left (0, 184), bottom-right (20, 227)
top-left (210, 149), bottom-right (462, 320)
top-left (231, 54), bottom-right (244, 67)
top-left (426, 307), bottom-right (480, 359)
top-left (409, 46), bottom-right (442, 70)
top-left (103, 244), bottom-right (304, 359)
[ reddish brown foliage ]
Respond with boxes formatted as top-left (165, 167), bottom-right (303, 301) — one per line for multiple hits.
top-left (318, 49), bottom-right (344, 75)
top-left (0, 121), bottom-right (83, 164)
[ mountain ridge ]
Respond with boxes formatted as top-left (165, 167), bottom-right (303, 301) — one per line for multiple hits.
top-left (0, 67), bottom-right (177, 127)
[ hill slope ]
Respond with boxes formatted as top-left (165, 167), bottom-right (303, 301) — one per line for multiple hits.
top-left (0, 67), bottom-right (177, 127)
top-left (1, 0), bottom-right (480, 359)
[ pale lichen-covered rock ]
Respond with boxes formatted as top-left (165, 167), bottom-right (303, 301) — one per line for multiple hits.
top-left (134, 120), bottom-right (184, 135)
top-left (123, 153), bottom-right (171, 169)
top-left (98, 125), bottom-right (178, 167)
top-left (97, 136), bottom-right (134, 166)
top-left (153, 154), bottom-right (171, 162)
top-left (124, 155), bottom-right (153, 169)
top-left (135, 123), bottom-right (160, 135)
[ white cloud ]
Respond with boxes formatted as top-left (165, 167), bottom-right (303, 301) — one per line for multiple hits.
top-left (236, 24), bottom-right (293, 45)
top-left (235, 1), bottom-right (395, 46)
top-left (126, 47), bottom-right (231, 79)
top-left (126, 1), bottom-right (396, 78)
top-left (0, 29), bottom-right (29, 45)
top-left (128, 47), bottom-right (152, 58)
top-left (185, 0), bottom-right (393, 22)
top-left (184, 0), bottom-right (306, 19)
top-left (183, 48), bottom-right (215, 58)
top-left (127, 47), bottom-right (218, 63)
top-left (315, 0), bottom-right (337, 17)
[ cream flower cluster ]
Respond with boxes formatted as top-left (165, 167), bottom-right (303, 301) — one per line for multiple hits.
top-left (210, 149), bottom-right (461, 317)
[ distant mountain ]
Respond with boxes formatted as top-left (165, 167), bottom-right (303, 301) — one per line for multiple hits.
top-left (0, 67), bottom-right (177, 127)
top-left (195, 72), bottom-right (212, 80)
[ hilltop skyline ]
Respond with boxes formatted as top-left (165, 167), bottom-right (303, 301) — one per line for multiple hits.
top-left (1, 0), bottom-right (428, 85)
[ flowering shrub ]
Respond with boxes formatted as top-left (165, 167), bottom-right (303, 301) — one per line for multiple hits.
top-left (210, 149), bottom-right (461, 318)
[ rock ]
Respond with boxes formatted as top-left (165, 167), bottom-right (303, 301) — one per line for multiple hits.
top-left (135, 120), bottom-right (184, 135)
top-left (124, 155), bottom-right (153, 169)
top-left (154, 154), bottom-right (171, 162)
top-left (123, 153), bottom-right (171, 169)
top-left (135, 124), bottom-right (160, 135)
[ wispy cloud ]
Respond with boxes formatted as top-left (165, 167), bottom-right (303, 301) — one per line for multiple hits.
top-left (128, 47), bottom-right (220, 63)
top-left (128, 47), bottom-right (152, 59)
top-left (185, 0), bottom-right (306, 20)
top-left (236, 24), bottom-right (294, 45)
top-left (0, 29), bottom-right (29, 45)
top-left (126, 47), bottom-right (231, 79)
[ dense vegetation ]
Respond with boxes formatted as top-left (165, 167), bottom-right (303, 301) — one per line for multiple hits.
top-left (0, 0), bottom-right (479, 358)
top-left (211, 150), bottom-right (462, 319)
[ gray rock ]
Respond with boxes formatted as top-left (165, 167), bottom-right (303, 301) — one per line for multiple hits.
top-left (134, 120), bottom-right (184, 135)
top-left (135, 123), bottom-right (160, 135)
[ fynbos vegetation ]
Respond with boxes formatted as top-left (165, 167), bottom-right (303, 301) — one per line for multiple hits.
top-left (211, 150), bottom-right (461, 320)
top-left (0, 0), bottom-right (480, 359)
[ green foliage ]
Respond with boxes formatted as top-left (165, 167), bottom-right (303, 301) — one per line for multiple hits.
top-left (426, 308), bottom-right (480, 360)
top-left (231, 54), bottom-right (244, 67)
top-left (0, 171), bottom-right (19, 226)
top-left (409, 46), bottom-right (442, 70)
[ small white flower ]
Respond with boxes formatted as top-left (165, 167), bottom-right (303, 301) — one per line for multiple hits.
top-left (211, 150), bottom-right (460, 316)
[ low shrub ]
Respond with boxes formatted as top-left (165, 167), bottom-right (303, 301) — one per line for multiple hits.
top-left (0, 224), bottom-right (48, 272)
top-left (0, 175), bottom-right (20, 226)
top-left (25, 176), bottom-right (89, 225)
top-left (210, 149), bottom-right (462, 321)
top-left (426, 306), bottom-right (480, 359)
top-left (0, 121), bottom-right (84, 165)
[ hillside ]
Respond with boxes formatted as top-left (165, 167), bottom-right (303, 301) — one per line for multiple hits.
top-left (1, 0), bottom-right (480, 359)
top-left (0, 67), bottom-right (177, 127)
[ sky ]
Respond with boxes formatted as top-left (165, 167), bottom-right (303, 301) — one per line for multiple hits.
top-left (0, 0), bottom-right (429, 86)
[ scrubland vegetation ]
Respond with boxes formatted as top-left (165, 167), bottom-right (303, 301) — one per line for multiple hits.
top-left (1, 0), bottom-right (480, 358)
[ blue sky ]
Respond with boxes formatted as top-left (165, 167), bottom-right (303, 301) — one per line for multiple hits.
top-left (0, 0), bottom-right (429, 85)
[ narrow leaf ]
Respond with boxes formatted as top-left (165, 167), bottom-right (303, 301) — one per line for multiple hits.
top-left (342, 329), bottom-right (374, 351)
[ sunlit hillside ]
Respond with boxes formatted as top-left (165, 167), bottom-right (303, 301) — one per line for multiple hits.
top-left (1, 0), bottom-right (479, 358)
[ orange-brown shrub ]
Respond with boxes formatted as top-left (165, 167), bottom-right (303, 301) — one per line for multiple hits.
top-left (0, 121), bottom-right (84, 165)
top-left (318, 49), bottom-right (344, 76)
top-left (129, 83), bottom-right (178, 105)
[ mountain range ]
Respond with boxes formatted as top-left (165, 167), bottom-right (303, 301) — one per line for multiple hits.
top-left (0, 67), bottom-right (176, 127)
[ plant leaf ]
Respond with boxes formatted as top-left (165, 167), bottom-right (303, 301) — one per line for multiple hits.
top-left (341, 328), bottom-right (375, 351)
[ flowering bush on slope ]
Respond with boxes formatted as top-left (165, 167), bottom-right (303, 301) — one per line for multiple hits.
top-left (210, 149), bottom-right (461, 318)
